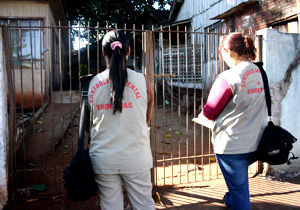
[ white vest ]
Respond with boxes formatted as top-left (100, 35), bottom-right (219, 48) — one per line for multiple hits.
top-left (212, 61), bottom-right (268, 154)
top-left (88, 69), bottom-right (153, 174)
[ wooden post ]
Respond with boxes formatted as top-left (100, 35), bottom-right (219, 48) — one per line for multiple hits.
top-left (144, 30), bottom-right (154, 88)
top-left (257, 35), bottom-right (262, 62)
top-left (144, 30), bottom-right (155, 184)
top-left (3, 24), bottom-right (16, 202)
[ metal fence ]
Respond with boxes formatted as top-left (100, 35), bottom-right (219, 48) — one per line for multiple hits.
top-left (2, 22), bottom-right (258, 201)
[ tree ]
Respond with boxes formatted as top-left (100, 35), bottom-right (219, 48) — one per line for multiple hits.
top-left (65, 0), bottom-right (171, 27)
top-left (65, 0), bottom-right (171, 48)
top-left (64, 0), bottom-right (172, 86)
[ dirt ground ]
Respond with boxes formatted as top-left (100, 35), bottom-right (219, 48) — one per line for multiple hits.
top-left (13, 102), bottom-right (216, 190)
top-left (9, 97), bottom-right (218, 204)
top-left (14, 102), bottom-right (81, 198)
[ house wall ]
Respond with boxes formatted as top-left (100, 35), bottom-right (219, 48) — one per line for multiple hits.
top-left (221, 0), bottom-right (298, 33)
top-left (46, 2), bottom-right (68, 91)
top-left (174, 0), bottom-right (255, 32)
top-left (0, 1), bottom-right (49, 108)
top-left (174, 0), bottom-right (298, 41)
top-left (257, 29), bottom-right (300, 172)
top-left (0, 0), bottom-right (67, 107)
top-left (0, 27), bottom-right (9, 209)
top-left (13, 69), bottom-right (46, 108)
top-left (0, 1), bottom-right (49, 17)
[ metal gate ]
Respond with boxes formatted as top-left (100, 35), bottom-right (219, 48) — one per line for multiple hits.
top-left (2, 22), bottom-right (258, 201)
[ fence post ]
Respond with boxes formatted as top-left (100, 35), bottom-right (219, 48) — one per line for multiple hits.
top-left (257, 35), bottom-right (262, 62)
top-left (0, 25), bottom-right (10, 208)
top-left (143, 30), bottom-right (155, 183)
top-left (144, 31), bottom-right (154, 85)
top-left (4, 24), bottom-right (16, 203)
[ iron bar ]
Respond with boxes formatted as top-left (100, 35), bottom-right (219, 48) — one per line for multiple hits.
top-left (168, 25), bottom-right (174, 185)
top-left (156, 153), bottom-right (216, 163)
top-left (133, 24), bottom-right (136, 71)
top-left (160, 25), bottom-right (166, 186)
top-left (177, 26), bottom-right (182, 184)
top-left (97, 22), bottom-right (100, 74)
top-left (87, 22), bottom-right (90, 74)
top-left (184, 26), bottom-right (189, 183)
top-left (152, 25), bottom-right (158, 186)
top-left (200, 27), bottom-right (204, 181)
top-left (192, 27), bottom-right (197, 182)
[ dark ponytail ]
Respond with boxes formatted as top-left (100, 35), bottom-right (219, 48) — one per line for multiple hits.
top-left (102, 30), bottom-right (130, 114)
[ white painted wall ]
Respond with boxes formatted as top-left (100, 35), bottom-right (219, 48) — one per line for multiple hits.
top-left (257, 28), bottom-right (300, 172)
top-left (0, 27), bottom-right (9, 209)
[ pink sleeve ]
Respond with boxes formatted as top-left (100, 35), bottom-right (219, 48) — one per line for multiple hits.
top-left (202, 76), bottom-right (233, 120)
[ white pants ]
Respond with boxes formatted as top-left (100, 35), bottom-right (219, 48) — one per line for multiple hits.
top-left (94, 170), bottom-right (155, 210)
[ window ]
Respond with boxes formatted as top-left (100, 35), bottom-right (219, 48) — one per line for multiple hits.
top-left (0, 19), bottom-right (44, 69)
top-left (204, 22), bottom-right (221, 61)
top-left (272, 20), bottom-right (299, 34)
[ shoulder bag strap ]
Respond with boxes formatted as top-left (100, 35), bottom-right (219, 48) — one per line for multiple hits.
top-left (254, 62), bottom-right (271, 117)
top-left (78, 74), bottom-right (96, 149)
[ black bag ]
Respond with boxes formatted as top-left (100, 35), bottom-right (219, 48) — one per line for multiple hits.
top-left (256, 121), bottom-right (297, 165)
top-left (63, 148), bottom-right (98, 201)
top-left (63, 74), bottom-right (98, 201)
top-left (255, 62), bottom-right (298, 165)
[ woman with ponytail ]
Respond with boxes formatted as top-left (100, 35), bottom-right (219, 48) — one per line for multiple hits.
top-left (197, 32), bottom-right (267, 210)
top-left (87, 30), bottom-right (155, 210)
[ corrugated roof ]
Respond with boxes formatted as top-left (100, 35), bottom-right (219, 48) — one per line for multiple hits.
top-left (211, 1), bottom-right (258, 20)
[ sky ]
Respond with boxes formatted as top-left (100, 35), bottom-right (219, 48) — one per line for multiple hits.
top-left (153, 1), bottom-right (171, 10)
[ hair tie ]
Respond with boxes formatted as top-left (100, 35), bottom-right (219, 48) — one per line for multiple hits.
top-left (111, 41), bottom-right (122, 50)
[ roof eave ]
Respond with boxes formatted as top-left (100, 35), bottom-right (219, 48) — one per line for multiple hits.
top-left (211, 1), bottom-right (258, 20)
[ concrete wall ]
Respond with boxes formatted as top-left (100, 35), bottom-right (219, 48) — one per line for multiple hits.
top-left (13, 69), bottom-right (46, 108)
top-left (257, 28), bottom-right (300, 172)
top-left (0, 27), bottom-right (9, 209)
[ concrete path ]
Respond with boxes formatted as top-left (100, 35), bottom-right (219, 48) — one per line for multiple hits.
top-left (9, 175), bottom-right (300, 209)
top-left (154, 175), bottom-right (300, 209)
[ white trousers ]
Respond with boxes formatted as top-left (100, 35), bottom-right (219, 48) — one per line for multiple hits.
top-left (94, 170), bottom-right (155, 210)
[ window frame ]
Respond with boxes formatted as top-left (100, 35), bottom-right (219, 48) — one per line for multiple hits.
top-left (0, 18), bottom-right (44, 70)
top-left (204, 21), bottom-right (221, 62)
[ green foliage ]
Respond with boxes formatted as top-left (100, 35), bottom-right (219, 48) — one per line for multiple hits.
top-left (66, 0), bottom-right (171, 46)
top-left (65, 0), bottom-right (171, 81)
top-left (80, 63), bottom-right (88, 76)
top-left (66, 0), bottom-right (171, 26)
